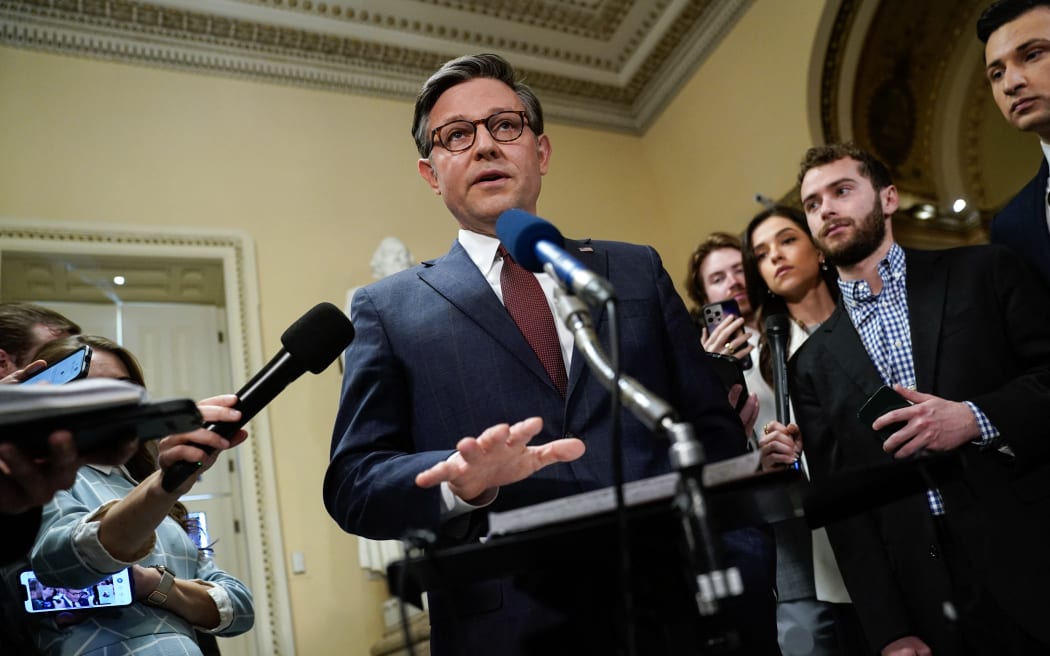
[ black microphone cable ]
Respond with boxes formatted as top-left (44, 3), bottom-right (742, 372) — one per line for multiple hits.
top-left (604, 296), bottom-right (637, 656)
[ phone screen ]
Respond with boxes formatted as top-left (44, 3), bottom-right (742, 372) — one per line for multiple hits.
top-left (20, 346), bottom-right (92, 386)
top-left (20, 567), bottom-right (134, 614)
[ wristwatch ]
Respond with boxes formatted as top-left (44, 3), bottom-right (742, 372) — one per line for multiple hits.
top-left (146, 565), bottom-right (175, 607)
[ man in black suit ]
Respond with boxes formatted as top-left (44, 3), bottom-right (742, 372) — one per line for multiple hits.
top-left (979, 0), bottom-right (1050, 286)
top-left (791, 143), bottom-right (1050, 656)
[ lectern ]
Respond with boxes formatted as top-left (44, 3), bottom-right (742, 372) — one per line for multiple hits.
top-left (387, 467), bottom-right (804, 655)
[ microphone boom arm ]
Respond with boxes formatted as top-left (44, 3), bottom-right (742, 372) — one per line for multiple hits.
top-left (552, 290), bottom-right (743, 615)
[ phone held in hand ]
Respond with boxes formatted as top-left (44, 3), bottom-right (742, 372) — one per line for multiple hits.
top-left (700, 299), bottom-right (752, 370)
top-left (19, 567), bottom-right (134, 614)
top-left (704, 352), bottom-right (750, 412)
top-left (857, 385), bottom-right (912, 442)
top-left (19, 345), bottom-right (92, 385)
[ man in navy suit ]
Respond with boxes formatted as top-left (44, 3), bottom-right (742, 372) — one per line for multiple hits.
top-left (792, 143), bottom-right (1050, 656)
top-left (323, 54), bottom-right (777, 655)
top-left (979, 0), bottom-right (1050, 286)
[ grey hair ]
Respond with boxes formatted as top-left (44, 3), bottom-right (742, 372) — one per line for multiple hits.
top-left (411, 53), bottom-right (544, 158)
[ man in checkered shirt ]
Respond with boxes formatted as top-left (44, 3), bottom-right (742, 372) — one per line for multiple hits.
top-left (788, 142), bottom-right (1050, 656)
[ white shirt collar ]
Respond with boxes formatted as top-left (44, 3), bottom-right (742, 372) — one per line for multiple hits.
top-left (1040, 140), bottom-right (1050, 176)
top-left (458, 229), bottom-right (502, 275)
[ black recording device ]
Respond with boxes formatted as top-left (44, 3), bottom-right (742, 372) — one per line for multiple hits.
top-left (857, 385), bottom-right (912, 442)
top-left (19, 345), bottom-right (92, 385)
top-left (19, 567), bottom-right (134, 614)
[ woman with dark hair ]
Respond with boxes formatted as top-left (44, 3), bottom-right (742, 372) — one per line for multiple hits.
top-left (13, 334), bottom-right (254, 656)
top-left (742, 206), bottom-right (838, 416)
top-left (741, 207), bottom-right (864, 655)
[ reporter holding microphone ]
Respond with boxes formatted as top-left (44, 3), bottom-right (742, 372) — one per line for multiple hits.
top-left (8, 335), bottom-right (254, 656)
top-left (740, 207), bottom-right (865, 656)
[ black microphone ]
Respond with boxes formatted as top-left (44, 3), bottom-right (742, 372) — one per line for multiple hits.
top-left (765, 313), bottom-right (800, 471)
top-left (765, 313), bottom-right (791, 425)
top-left (160, 302), bottom-right (355, 492)
top-left (495, 208), bottom-right (615, 305)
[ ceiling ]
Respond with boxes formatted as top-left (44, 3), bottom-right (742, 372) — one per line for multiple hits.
top-left (0, 0), bottom-right (753, 133)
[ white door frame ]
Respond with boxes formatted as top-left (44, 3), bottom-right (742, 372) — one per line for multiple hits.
top-left (0, 217), bottom-right (295, 656)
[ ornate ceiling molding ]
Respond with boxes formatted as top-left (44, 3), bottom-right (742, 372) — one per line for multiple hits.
top-left (0, 0), bottom-right (752, 133)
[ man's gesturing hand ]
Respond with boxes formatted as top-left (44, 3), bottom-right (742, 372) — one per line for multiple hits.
top-left (415, 417), bottom-right (586, 504)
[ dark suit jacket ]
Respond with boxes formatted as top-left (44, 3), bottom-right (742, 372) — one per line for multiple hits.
top-left (991, 159), bottom-right (1050, 288)
top-left (325, 238), bottom-right (776, 655)
top-left (790, 245), bottom-right (1050, 654)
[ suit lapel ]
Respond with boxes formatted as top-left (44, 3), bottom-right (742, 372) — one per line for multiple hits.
top-left (904, 248), bottom-right (946, 392)
top-left (419, 241), bottom-right (556, 390)
top-left (1026, 160), bottom-right (1050, 283)
top-left (562, 238), bottom-right (608, 399)
top-left (819, 303), bottom-right (884, 397)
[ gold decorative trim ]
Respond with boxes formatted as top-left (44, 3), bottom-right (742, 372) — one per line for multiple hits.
top-left (0, 0), bottom-right (746, 133)
top-left (819, 0), bottom-right (861, 144)
top-left (963, 63), bottom-right (989, 210)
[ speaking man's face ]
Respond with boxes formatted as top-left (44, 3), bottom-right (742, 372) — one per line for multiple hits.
top-left (417, 78), bottom-right (551, 236)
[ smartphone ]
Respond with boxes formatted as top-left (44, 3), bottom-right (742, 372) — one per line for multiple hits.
top-left (700, 300), bottom-right (752, 370)
top-left (19, 346), bottom-right (92, 386)
top-left (19, 567), bottom-right (134, 614)
top-left (857, 385), bottom-right (912, 442)
top-left (704, 352), bottom-right (749, 412)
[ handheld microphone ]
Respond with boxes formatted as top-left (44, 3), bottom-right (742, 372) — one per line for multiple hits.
top-left (765, 313), bottom-right (791, 425)
top-left (765, 313), bottom-right (799, 470)
top-left (160, 302), bottom-right (355, 492)
top-left (495, 208), bottom-right (615, 305)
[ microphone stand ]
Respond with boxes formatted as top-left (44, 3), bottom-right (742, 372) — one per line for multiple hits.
top-left (552, 291), bottom-right (744, 627)
top-left (546, 269), bottom-right (636, 656)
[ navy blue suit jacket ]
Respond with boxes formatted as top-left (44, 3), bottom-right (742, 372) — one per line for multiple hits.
top-left (325, 237), bottom-right (775, 654)
top-left (790, 245), bottom-right (1050, 653)
top-left (990, 159), bottom-right (1050, 288)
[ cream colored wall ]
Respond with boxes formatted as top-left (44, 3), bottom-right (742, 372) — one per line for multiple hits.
top-left (0, 4), bottom-right (824, 652)
top-left (643, 0), bottom-right (826, 306)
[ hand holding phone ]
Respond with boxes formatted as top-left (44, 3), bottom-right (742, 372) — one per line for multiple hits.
top-left (19, 567), bottom-right (134, 614)
top-left (858, 385), bottom-right (912, 443)
top-left (19, 346), bottom-right (92, 386)
top-left (700, 300), bottom-right (753, 370)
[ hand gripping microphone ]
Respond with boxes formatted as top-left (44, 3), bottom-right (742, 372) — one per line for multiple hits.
top-left (495, 208), bottom-right (615, 305)
top-left (160, 302), bottom-right (355, 492)
top-left (765, 312), bottom-right (801, 471)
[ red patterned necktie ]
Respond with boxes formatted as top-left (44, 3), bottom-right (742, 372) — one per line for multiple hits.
top-left (498, 245), bottom-right (568, 397)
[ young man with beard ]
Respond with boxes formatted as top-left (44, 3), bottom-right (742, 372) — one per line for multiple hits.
top-left (979, 0), bottom-right (1050, 287)
top-left (790, 143), bottom-right (1050, 656)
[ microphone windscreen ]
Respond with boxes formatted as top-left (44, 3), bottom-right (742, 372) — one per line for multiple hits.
top-left (765, 312), bottom-right (791, 337)
top-left (496, 209), bottom-right (565, 273)
top-left (280, 302), bottom-right (356, 374)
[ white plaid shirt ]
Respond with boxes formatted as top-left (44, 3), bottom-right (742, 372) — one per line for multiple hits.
top-left (839, 243), bottom-right (998, 516)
